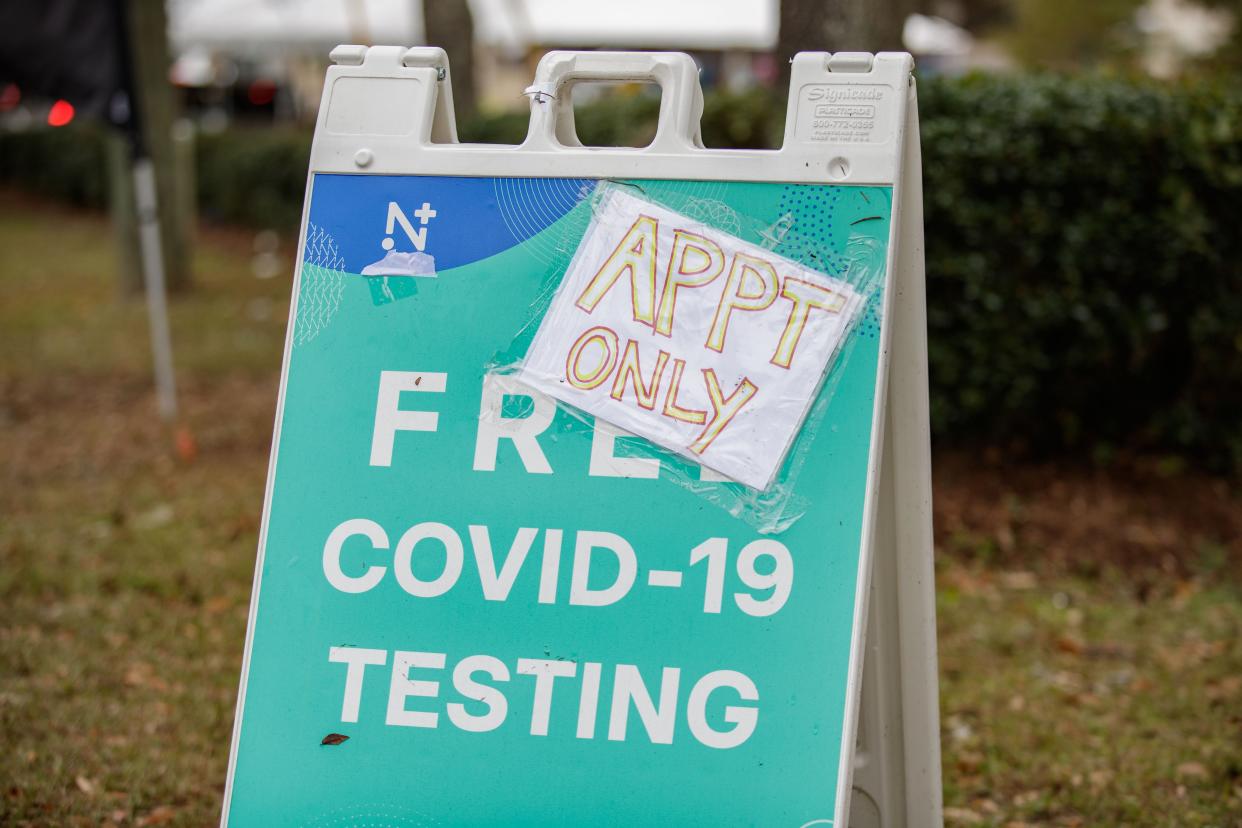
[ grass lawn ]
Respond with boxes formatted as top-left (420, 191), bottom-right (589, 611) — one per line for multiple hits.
top-left (1, 192), bottom-right (1239, 826)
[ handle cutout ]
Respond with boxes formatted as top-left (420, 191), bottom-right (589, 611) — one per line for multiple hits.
top-left (563, 81), bottom-right (662, 148)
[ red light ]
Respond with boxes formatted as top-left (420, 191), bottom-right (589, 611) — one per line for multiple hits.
top-left (247, 79), bottom-right (276, 106)
top-left (47, 99), bottom-right (75, 127)
top-left (0, 83), bottom-right (20, 111)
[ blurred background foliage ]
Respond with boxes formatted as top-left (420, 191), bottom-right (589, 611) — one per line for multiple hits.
top-left (998, 0), bottom-right (1242, 71)
top-left (4, 73), bottom-right (1238, 471)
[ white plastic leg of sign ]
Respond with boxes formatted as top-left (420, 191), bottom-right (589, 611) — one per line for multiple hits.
top-left (319, 45), bottom-right (458, 151)
top-left (848, 87), bottom-right (945, 828)
top-left (398, 47), bottom-right (460, 144)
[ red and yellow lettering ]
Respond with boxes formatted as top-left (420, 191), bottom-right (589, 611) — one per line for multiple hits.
top-left (690, 370), bottom-right (758, 454)
top-left (770, 277), bottom-right (848, 369)
top-left (566, 326), bottom-right (620, 390)
top-left (609, 340), bottom-right (669, 410)
top-left (661, 358), bottom-right (707, 425)
top-left (575, 214), bottom-right (659, 327)
top-left (653, 230), bottom-right (725, 337)
top-left (705, 253), bottom-right (779, 353)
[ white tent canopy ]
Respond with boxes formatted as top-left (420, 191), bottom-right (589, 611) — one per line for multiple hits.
top-left (169, 0), bottom-right (778, 58)
top-left (169, 0), bottom-right (423, 57)
top-left (471, 0), bottom-right (778, 52)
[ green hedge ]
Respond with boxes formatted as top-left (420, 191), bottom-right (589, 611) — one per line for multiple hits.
top-left (919, 76), bottom-right (1242, 469)
top-left (2, 75), bottom-right (1239, 469)
top-left (195, 129), bottom-right (310, 229)
top-left (0, 121), bottom-right (112, 206)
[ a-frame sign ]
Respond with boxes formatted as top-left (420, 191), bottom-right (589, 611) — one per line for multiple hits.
top-left (223, 47), bottom-right (942, 827)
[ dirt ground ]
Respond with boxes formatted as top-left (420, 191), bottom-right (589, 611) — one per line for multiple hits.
top-left (1, 192), bottom-right (1239, 826)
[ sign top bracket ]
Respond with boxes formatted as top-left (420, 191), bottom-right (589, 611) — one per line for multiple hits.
top-left (309, 48), bottom-right (913, 185)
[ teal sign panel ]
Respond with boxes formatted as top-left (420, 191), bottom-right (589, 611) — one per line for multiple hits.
top-left (224, 174), bottom-right (893, 826)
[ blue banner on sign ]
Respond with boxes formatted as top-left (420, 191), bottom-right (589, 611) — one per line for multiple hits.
top-left (308, 175), bottom-right (590, 274)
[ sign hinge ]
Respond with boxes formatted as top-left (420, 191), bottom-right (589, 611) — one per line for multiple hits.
top-left (827, 52), bottom-right (876, 73)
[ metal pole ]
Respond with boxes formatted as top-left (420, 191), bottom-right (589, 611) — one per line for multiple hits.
top-left (132, 156), bottom-right (178, 420)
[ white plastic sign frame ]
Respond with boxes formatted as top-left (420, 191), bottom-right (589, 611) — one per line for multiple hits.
top-left (224, 45), bottom-right (943, 827)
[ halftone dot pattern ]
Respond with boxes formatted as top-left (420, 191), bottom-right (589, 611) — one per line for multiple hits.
top-left (846, 234), bottom-right (887, 341)
top-left (295, 223), bottom-right (348, 346)
top-left (777, 184), bottom-right (886, 341)
top-left (855, 305), bottom-right (882, 339)
top-left (776, 184), bottom-right (846, 275)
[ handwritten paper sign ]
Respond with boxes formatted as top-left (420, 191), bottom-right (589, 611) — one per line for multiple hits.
top-left (520, 187), bottom-right (863, 489)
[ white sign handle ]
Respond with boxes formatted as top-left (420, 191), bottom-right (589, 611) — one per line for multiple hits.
top-left (522, 51), bottom-right (705, 152)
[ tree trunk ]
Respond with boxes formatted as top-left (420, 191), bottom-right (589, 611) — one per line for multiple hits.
top-left (859, 0), bottom-right (917, 52)
top-left (422, 0), bottom-right (477, 123)
top-left (778, 0), bottom-right (830, 89)
top-left (779, 0), bottom-right (916, 89)
top-left (116, 0), bottom-right (191, 296)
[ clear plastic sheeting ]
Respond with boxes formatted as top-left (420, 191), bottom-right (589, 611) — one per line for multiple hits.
top-left (491, 180), bottom-right (890, 533)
